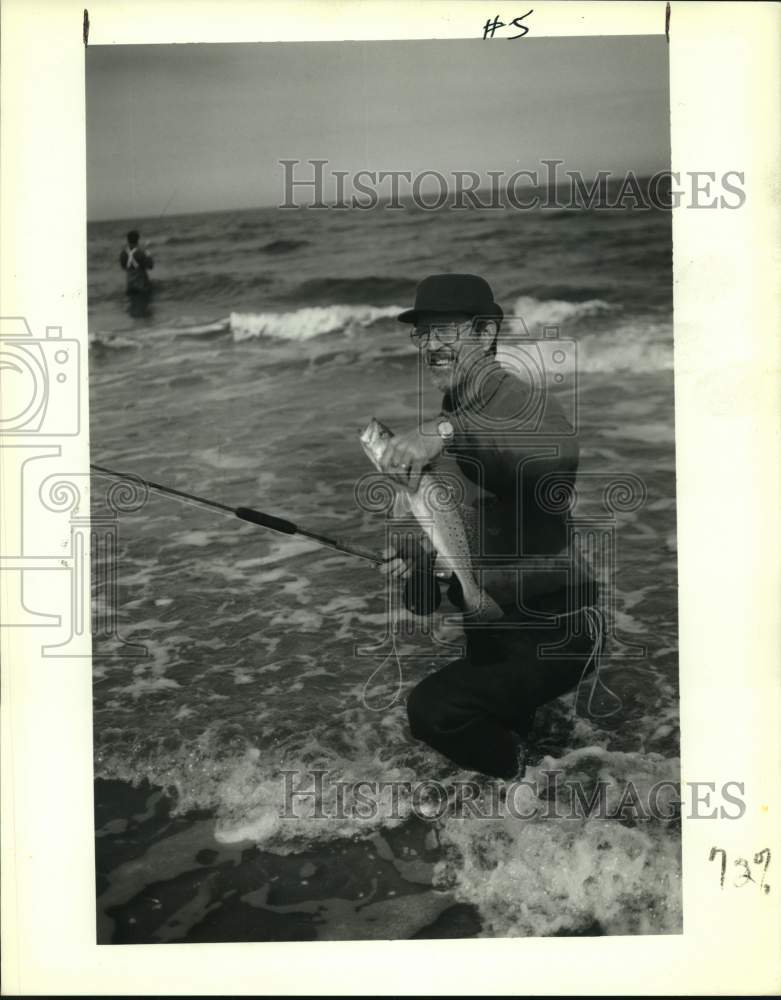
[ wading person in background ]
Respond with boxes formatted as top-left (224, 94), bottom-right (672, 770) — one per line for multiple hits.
top-left (378, 273), bottom-right (602, 780)
top-left (119, 229), bottom-right (154, 318)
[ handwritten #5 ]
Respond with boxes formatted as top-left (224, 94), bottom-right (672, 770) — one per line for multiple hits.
top-left (482, 10), bottom-right (534, 39)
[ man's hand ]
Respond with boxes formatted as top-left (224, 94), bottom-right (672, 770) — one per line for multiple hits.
top-left (379, 419), bottom-right (443, 491)
top-left (377, 538), bottom-right (442, 616)
top-left (378, 544), bottom-right (412, 581)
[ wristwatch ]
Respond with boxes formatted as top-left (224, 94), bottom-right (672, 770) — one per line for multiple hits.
top-left (437, 418), bottom-right (455, 443)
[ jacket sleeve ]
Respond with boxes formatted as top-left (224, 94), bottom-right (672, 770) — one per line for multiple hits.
top-left (119, 250), bottom-right (128, 270)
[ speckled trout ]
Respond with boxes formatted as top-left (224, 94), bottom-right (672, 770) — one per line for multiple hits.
top-left (360, 417), bottom-right (503, 621)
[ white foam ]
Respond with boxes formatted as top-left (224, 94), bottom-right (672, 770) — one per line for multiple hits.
top-left (251, 536), bottom-right (323, 567)
top-left (121, 676), bottom-right (182, 699)
top-left (434, 748), bottom-right (682, 936)
top-left (194, 447), bottom-right (253, 470)
top-left (577, 321), bottom-right (674, 373)
top-left (437, 812), bottom-right (681, 936)
top-left (230, 305), bottom-right (401, 341)
top-left (89, 331), bottom-right (139, 350)
top-left (511, 295), bottom-right (613, 328)
top-left (173, 318), bottom-right (230, 335)
top-left (496, 299), bottom-right (673, 374)
top-left (173, 530), bottom-right (214, 547)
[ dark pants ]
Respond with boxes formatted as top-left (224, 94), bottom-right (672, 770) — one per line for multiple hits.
top-left (406, 584), bottom-right (601, 778)
top-left (126, 279), bottom-right (153, 319)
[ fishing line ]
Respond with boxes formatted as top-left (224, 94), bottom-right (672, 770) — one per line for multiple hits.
top-left (573, 606), bottom-right (622, 720)
top-left (361, 634), bottom-right (403, 713)
top-left (361, 533), bottom-right (413, 713)
top-left (90, 464), bottom-right (384, 566)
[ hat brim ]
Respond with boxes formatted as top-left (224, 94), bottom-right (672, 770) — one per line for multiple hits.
top-left (396, 305), bottom-right (503, 325)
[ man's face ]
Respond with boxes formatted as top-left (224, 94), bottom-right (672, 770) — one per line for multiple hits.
top-left (416, 312), bottom-right (492, 393)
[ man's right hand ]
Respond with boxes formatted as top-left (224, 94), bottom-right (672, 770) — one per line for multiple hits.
top-left (378, 544), bottom-right (412, 581)
top-left (377, 540), bottom-right (441, 616)
top-left (378, 532), bottom-right (434, 581)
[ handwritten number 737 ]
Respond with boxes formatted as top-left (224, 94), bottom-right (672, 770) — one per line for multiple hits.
top-left (709, 847), bottom-right (771, 893)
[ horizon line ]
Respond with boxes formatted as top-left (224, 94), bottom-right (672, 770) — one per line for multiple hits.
top-left (88, 172), bottom-right (671, 225)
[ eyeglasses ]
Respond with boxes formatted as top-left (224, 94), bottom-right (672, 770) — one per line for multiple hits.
top-left (409, 321), bottom-right (475, 349)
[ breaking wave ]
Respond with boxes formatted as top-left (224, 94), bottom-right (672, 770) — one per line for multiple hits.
top-left (225, 295), bottom-right (671, 374)
top-left (230, 304), bottom-right (402, 341)
top-left (511, 295), bottom-right (613, 328)
top-left (576, 322), bottom-right (674, 373)
top-left (88, 292), bottom-right (672, 375)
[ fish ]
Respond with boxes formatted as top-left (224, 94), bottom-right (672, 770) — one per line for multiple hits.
top-left (359, 417), bottom-right (503, 622)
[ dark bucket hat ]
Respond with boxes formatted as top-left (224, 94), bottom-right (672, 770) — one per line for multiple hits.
top-left (397, 273), bottom-right (503, 325)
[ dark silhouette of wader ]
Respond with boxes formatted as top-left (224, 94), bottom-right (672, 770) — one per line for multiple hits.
top-left (121, 244), bottom-right (154, 318)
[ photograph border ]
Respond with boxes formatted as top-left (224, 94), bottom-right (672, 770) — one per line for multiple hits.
top-left (2, 1), bottom-right (779, 994)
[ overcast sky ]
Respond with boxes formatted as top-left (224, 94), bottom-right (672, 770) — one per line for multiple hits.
top-left (86, 37), bottom-right (670, 221)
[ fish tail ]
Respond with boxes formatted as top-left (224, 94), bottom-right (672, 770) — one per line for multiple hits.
top-left (476, 593), bottom-right (505, 622)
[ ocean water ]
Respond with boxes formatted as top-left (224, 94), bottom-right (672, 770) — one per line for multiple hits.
top-left (88, 199), bottom-right (680, 941)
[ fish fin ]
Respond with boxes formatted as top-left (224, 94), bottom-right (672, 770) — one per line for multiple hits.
top-left (459, 579), bottom-right (504, 622)
top-left (474, 592), bottom-right (505, 622)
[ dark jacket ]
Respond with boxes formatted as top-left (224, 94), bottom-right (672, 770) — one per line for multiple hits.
top-left (404, 357), bottom-right (592, 620)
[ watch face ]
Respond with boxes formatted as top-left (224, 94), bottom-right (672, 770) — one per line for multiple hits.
top-left (438, 420), bottom-right (454, 438)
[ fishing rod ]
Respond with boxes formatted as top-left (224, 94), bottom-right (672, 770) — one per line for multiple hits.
top-left (142, 189), bottom-right (177, 253)
top-left (90, 464), bottom-right (383, 567)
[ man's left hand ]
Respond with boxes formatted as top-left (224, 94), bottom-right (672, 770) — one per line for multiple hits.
top-left (380, 419), bottom-right (443, 491)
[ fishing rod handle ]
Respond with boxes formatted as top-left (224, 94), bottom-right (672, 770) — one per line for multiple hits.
top-left (235, 506), bottom-right (297, 535)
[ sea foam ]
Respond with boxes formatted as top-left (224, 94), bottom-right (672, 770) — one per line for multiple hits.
top-left (230, 305), bottom-right (401, 341)
top-left (511, 294), bottom-right (613, 328)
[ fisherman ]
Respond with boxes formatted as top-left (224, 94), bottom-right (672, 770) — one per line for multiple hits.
top-left (378, 273), bottom-right (602, 780)
top-left (119, 229), bottom-right (154, 316)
